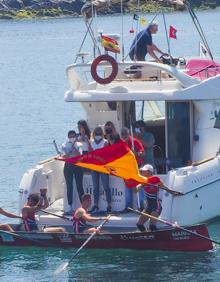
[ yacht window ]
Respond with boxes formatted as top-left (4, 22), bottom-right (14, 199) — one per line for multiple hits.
top-left (136, 101), bottom-right (165, 121)
top-left (166, 101), bottom-right (191, 168)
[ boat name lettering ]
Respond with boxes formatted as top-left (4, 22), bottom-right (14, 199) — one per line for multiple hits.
top-left (172, 236), bottom-right (190, 241)
top-left (191, 173), bottom-right (214, 184)
top-left (120, 234), bottom-right (154, 240)
top-left (74, 235), bottom-right (112, 240)
top-left (172, 231), bottom-right (189, 237)
top-left (85, 186), bottom-right (123, 197)
top-left (57, 233), bottom-right (72, 243)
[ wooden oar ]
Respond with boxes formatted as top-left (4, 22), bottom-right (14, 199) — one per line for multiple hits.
top-left (128, 208), bottom-right (220, 246)
top-left (38, 209), bottom-right (72, 222)
top-left (54, 215), bottom-right (111, 275)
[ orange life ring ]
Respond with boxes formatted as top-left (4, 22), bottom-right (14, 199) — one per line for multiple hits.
top-left (91, 55), bottom-right (118, 84)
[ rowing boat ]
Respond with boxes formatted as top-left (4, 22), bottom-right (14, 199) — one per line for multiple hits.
top-left (0, 224), bottom-right (213, 252)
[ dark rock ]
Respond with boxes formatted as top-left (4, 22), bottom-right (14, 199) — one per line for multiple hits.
top-left (58, 0), bottom-right (83, 13)
top-left (7, 0), bottom-right (24, 9)
top-left (0, 2), bottom-right (9, 10)
top-left (28, 3), bottom-right (40, 8)
top-left (22, 0), bottom-right (38, 7)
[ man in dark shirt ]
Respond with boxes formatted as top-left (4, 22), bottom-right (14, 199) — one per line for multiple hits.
top-left (129, 22), bottom-right (167, 62)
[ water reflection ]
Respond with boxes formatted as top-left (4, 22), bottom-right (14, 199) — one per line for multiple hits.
top-left (0, 246), bottom-right (219, 281)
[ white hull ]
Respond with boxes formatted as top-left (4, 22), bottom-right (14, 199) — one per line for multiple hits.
top-left (19, 155), bottom-right (220, 228)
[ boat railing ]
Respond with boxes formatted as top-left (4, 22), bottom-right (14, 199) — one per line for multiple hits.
top-left (38, 155), bottom-right (58, 165)
top-left (184, 64), bottom-right (220, 80)
top-left (66, 61), bottom-right (198, 90)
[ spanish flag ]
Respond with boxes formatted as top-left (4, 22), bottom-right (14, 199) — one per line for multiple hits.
top-left (101, 35), bottom-right (120, 54)
top-left (57, 140), bottom-right (146, 185)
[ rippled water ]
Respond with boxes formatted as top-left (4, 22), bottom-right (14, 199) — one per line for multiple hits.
top-left (0, 10), bottom-right (220, 281)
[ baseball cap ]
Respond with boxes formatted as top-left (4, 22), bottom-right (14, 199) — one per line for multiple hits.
top-left (140, 164), bottom-right (154, 173)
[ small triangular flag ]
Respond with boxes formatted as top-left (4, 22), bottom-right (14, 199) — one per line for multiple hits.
top-left (133, 14), bottom-right (139, 21)
top-left (139, 17), bottom-right (147, 26)
top-left (169, 25), bottom-right (177, 39)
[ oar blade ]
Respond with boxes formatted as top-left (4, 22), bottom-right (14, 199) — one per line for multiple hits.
top-left (54, 261), bottom-right (69, 275)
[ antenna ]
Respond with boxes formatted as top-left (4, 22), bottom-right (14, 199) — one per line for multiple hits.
top-left (121, 0), bottom-right (125, 62)
top-left (184, 1), bottom-right (214, 61)
top-left (162, 10), bottom-right (171, 56)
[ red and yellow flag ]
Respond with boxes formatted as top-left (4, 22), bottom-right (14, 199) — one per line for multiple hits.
top-left (57, 140), bottom-right (146, 185)
top-left (101, 35), bottom-right (120, 54)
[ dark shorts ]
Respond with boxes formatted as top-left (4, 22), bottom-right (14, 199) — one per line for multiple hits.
top-left (77, 226), bottom-right (87, 233)
top-left (23, 219), bottom-right (38, 232)
top-left (145, 197), bottom-right (162, 215)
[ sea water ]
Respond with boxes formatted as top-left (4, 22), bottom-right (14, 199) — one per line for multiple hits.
top-left (0, 10), bottom-right (220, 281)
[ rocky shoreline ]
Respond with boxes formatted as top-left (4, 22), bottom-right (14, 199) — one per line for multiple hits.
top-left (0, 0), bottom-right (219, 19)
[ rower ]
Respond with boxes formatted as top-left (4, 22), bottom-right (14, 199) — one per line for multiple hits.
top-left (72, 194), bottom-right (109, 233)
top-left (135, 164), bottom-right (182, 232)
top-left (22, 189), bottom-right (65, 233)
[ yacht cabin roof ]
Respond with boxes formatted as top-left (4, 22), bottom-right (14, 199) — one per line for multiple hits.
top-left (65, 61), bottom-right (220, 102)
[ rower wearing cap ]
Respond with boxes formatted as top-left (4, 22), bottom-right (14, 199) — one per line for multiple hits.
top-left (72, 194), bottom-right (109, 234)
top-left (129, 21), bottom-right (168, 62)
top-left (136, 164), bottom-right (182, 232)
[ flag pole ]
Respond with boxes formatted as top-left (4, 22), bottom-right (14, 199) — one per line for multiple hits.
top-left (129, 115), bottom-right (140, 209)
top-left (184, 0), bottom-right (214, 61)
top-left (162, 10), bottom-right (171, 56)
top-left (121, 0), bottom-right (125, 62)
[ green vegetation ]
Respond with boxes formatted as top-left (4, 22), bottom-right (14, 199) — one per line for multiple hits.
top-left (0, 8), bottom-right (78, 19)
top-left (0, 1), bottom-right (219, 20)
top-left (135, 3), bottom-right (175, 13)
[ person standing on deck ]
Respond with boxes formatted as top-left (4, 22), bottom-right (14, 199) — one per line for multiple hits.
top-left (134, 120), bottom-right (155, 209)
top-left (90, 127), bottom-right (112, 213)
top-left (104, 121), bottom-right (121, 145)
top-left (72, 194), bottom-right (109, 233)
top-left (129, 22), bottom-right (168, 62)
top-left (77, 120), bottom-right (92, 154)
top-left (62, 130), bottom-right (84, 213)
top-left (136, 165), bottom-right (182, 232)
top-left (120, 127), bottom-right (144, 212)
top-left (134, 120), bottom-right (155, 166)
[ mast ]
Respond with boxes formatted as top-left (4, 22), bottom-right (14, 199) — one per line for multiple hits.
top-left (175, 0), bottom-right (214, 61)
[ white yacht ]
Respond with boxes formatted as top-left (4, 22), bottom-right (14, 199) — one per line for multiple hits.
top-left (18, 1), bottom-right (220, 230)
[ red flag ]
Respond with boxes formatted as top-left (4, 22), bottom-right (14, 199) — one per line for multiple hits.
top-left (57, 140), bottom-right (147, 185)
top-left (125, 176), bottom-right (160, 188)
top-left (169, 25), bottom-right (177, 39)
